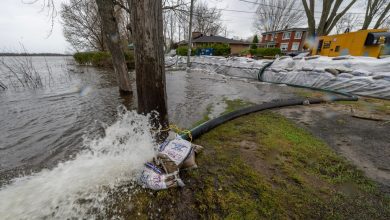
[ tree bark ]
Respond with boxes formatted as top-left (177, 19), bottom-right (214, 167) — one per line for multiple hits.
top-left (95, 0), bottom-right (132, 95)
top-left (129, 0), bottom-right (169, 131)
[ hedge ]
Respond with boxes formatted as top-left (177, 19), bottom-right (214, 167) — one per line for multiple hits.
top-left (249, 48), bottom-right (282, 57)
top-left (177, 44), bottom-right (231, 56)
top-left (73, 51), bottom-right (135, 68)
top-left (177, 46), bottom-right (195, 56)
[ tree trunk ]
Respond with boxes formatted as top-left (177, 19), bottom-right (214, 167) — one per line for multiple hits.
top-left (302, 0), bottom-right (357, 37)
top-left (302, 0), bottom-right (316, 37)
top-left (95, 0), bottom-right (132, 95)
top-left (129, 0), bottom-right (169, 131)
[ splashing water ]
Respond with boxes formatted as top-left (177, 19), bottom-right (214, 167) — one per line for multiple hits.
top-left (0, 108), bottom-right (156, 219)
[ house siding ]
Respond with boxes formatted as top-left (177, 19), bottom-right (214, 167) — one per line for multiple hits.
top-left (260, 29), bottom-right (307, 53)
top-left (231, 44), bottom-right (249, 54)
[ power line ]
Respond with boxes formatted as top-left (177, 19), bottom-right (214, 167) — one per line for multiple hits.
top-left (238, 0), bottom-right (367, 15)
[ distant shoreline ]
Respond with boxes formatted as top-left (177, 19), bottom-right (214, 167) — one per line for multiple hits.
top-left (0, 53), bottom-right (72, 57)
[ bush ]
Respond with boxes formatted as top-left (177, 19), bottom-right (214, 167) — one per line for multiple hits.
top-left (250, 48), bottom-right (281, 57)
top-left (177, 44), bottom-right (231, 56)
top-left (177, 46), bottom-right (195, 56)
top-left (73, 51), bottom-right (135, 68)
top-left (240, 49), bottom-right (251, 56)
top-left (210, 43), bottom-right (230, 56)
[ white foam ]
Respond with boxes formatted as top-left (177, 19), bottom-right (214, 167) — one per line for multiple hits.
top-left (0, 109), bottom-right (156, 219)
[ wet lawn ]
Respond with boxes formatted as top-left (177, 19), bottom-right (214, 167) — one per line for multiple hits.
top-left (107, 100), bottom-right (390, 219)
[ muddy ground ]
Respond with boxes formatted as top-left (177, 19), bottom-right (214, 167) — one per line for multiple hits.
top-left (166, 70), bottom-right (390, 193)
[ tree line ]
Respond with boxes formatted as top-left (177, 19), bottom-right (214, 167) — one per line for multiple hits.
top-left (253, 0), bottom-right (390, 36)
top-left (61, 0), bottom-right (225, 52)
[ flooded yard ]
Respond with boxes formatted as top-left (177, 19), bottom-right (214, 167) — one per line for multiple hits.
top-left (0, 57), bottom-right (388, 218)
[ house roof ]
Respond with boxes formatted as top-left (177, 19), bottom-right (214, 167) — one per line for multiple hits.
top-left (179, 35), bottom-right (250, 45)
top-left (262, 28), bottom-right (308, 35)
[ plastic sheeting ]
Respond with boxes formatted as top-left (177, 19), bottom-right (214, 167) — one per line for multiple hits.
top-left (263, 56), bottom-right (390, 99)
top-left (167, 55), bottom-right (390, 99)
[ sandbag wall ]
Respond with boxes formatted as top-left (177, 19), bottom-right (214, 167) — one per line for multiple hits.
top-left (166, 55), bottom-right (390, 99)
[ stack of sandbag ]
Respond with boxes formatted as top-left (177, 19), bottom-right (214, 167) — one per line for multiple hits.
top-left (139, 132), bottom-right (203, 190)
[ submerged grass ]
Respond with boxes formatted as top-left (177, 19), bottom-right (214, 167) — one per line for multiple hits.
top-left (337, 97), bottom-right (390, 115)
top-left (106, 99), bottom-right (390, 219)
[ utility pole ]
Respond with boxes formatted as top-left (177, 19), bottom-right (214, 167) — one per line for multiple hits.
top-left (187, 0), bottom-right (194, 68)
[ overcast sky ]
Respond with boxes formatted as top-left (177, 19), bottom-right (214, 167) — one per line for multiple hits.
top-left (0, 0), bottom-right (366, 53)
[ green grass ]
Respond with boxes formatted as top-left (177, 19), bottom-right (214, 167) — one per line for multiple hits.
top-left (102, 102), bottom-right (390, 219)
top-left (222, 98), bottom-right (253, 114)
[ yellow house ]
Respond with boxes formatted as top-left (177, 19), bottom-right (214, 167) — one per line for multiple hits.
top-left (312, 29), bottom-right (390, 58)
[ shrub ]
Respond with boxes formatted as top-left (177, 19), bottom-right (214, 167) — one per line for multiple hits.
top-left (240, 49), bottom-right (251, 56)
top-left (210, 43), bottom-right (230, 56)
top-left (177, 46), bottom-right (195, 56)
top-left (250, 48), bottom-right (281, 57)
top-left (177, 44), bottom-right (231, 56)
top-left (195, 43), bottom-right (231, 56)
top-left (73, 51), bottom-right (135, 69)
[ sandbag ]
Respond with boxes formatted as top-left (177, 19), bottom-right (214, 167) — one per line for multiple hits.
top-left (158, 136), bottom-right (193, 167)
top-left (139, 162), bottom-right (184, 190)
top-left (157, 136), bottom-right (204, 173)
top-left (181, 144), bottom-right (204, 170)
top-left (139, 132), bottom-right (203, 190)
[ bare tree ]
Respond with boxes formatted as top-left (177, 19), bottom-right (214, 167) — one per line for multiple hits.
top-left (380, 16), bottom-right (390, 28)
top-left (375, 3), bottom-right (390, 28)
top-left (96, 0), bottom-right (132, 95)
top-left (335, 14), bottom-right (361, 34)
top-left (129, 0), bottom-right (169, 132)
top-left (362, 0), bottom-right (390, 29)
top-left (23, 0), bottom-right (57, 35)
top-left (61, 0), bottom-right (106, 51)
top-left (192, 1), bottom-right (225, 36)
top-left (302, 0), bottom-right (358, 37)
top-left (253, 0), bottom-right (305, 33)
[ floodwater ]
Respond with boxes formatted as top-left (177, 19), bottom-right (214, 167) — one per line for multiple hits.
top-left (0, 56), bottom-right (307, 218)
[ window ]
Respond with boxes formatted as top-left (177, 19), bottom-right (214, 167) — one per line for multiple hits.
top-left (282, 32), bottom-right (291, 40)
top-left (291, 42), bottom-right (300, 51)
top-left (295, 31), bottom-right (302, 39)
top-left (268, 34), bottom-right (273, 41)
top-left (271, 33), bottom-right (275, 41)
top-left (280, 43), bottom-right (289, 51)
top-left (335, 46), bottom-right (340, 52)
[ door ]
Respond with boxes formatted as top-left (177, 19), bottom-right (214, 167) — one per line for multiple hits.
top-left (317, 40), bottom-right (324, 55)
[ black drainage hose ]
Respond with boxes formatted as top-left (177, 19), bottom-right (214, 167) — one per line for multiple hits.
top-left (181, 98), bottom-right (324, 141)
top-left (180, 60), bottom-right (358, 141)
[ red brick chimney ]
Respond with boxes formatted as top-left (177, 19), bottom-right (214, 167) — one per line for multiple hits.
top-left (192, 32), bottom-right (202, 39)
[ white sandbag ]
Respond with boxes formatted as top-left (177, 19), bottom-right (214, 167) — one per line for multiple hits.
top-left (351, 69), bottom-right (372, 76)
top-left (158, 136), bottom-right (192, 166)
top-left (139, 162), bottom-right (185, 190)
top-left (338, 73), bottom-right (354, 78)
